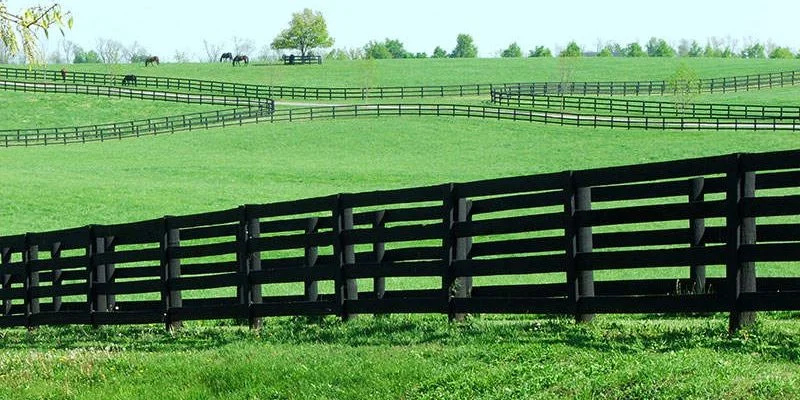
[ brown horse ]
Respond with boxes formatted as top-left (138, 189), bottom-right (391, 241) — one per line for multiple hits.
top-left (220, 52), bottom-right (233, 62)
top-left (145, 56), bottom-right (159, 66)
top-left (232, 55), bottom-right (249, 66)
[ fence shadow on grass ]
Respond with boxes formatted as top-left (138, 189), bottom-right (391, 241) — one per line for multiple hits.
top-left (2, 314), bottom-right (799, 363)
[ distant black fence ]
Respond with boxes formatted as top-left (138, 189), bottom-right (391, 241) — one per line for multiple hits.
top-left (2, 150), bottom-right (799, 332)
top-left (2, 66), bottom-right (798, 100)
top-left (4, 103), bottom-right (800, 146)
top-left (495, 70), bottom-right (800, 96)
top-left (491, 91), bottom-right (800, 120)
top-left (0, 79), bottom-right (274, 146)
top-left (282, 55), bottom-right (323, 65)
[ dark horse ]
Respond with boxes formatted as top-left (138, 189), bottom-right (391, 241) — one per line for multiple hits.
top-left (220, 52), bottom-right (233, 62)
top-left (232, 55), bottom-right (249, 66)
top-left (145, 56), bottom-right (159, 66)
top-left (121, 74), bottom-right (137, 85)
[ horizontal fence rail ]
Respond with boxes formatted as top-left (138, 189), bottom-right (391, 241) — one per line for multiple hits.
top-left (2, 149), bottom-right (799, 332)
top-left (0, 78), bottom-right (275, 146)
top-left (491, 91), bottom-right (800, 120)
top-left (2, 66), bottom-right (799, 100)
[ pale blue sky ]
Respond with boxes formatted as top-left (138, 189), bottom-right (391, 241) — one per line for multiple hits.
top-left (10, 0), bottom-right (800, 60)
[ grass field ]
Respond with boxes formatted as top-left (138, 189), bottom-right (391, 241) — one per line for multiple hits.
top-left (2, 58), bottom-right (800, 399)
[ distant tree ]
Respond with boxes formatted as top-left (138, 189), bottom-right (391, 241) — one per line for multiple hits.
top-left (668, 63), bottom-right (699, 109)
top-left (203, 39), bottom-right (224, 63)
top-left (677, 39), bottom-right (691, 57)
top-left (769, 47), bottom-right (794, 59)
top-left (501, 42), bottom-right (522, 58)
top-left (646, 37), bottom-right (675, 57)
top-left (687, 41), bottom-right (703, 57)
top-left (623, 42), bottom-right (647, 57)
top-left (173, 50), bottom-right (191, 63)
top-left (73, 47), bottom-right (100, 64)
top-left (414, 52), bottom-right (427, 58)
top-left (233, 36), bottom-right (255, 56)
top-left (383, 38), bottom-right (410, 58)
top-left (271, 8), bottom-right (334, 57)
top-left (59, 39), bottom-right (77, 64)
top-left (0, 2), bottom-right (72, 64)
top-left (123, 41), bottom-right (149, 63)
top-left (559, 41), bottom-right (582, 57)
top-left (363, 40), bottom-right (391, 59)
top-left (741, 42), bottom-right (766, 58)
top-left (326, 48), bottom-right (351, 61)
top-left (528, 45), bottom-right (552, 57)
top-left (450, 33), bottom-right (478, 58)
top-left (95, 38), bottom-right (123, 63)
top-left (432, 46), bottom-right (447, 58)
top-left (597, 47), bottom-right (613, 57)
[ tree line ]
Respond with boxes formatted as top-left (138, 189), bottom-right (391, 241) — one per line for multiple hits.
top-left (2, 4), bottom-right (798, 64)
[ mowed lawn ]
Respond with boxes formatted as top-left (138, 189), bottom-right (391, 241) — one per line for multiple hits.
top-left (1, 58), bottom-right (800, 399)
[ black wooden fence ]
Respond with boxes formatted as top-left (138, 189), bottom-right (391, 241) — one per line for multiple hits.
top-left (490, 91), bottom-right (800, 120)
top-left (2, 66), bottom-right (798, 100)
top-left (2, 150), bottom-right (799, 332)
top-left (4, 103), bottom-right (800, 147)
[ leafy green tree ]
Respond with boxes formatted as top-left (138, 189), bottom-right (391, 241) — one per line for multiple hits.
top-left (0, 1), bottom-right (72, 64)
top-left (741, 42), bottom-right (765, 58)
top-left (668, 63), bottom-right (699, 109)
top-left (364, 38), bottom-right (411, 59)
top-left (450, 33), bottom-right (478, 58)
top-left (623, 42), bottom-right (646, 57)
top-left (383, 38), bottom-right (410, 58)
top-left (597, 47), bottom-right (613, 57)
top-left (271, 8), bottom-right (334, 57)
top-left (646, 37), bottom-right (675, 57)
top-left (73, 47), bottom-right (101, 64)
top-left (431, 46), bottom-right (447, 58)
top-left (559, 41), bottom-right (582, 57)
top-left (414, 52), bottom-right (427, 59)
top-left (687, 41), bottom-right (703, 57)
top-left (528, 46), bottom-right (552, 57)
top-left (363, 40), bottom-right (391, 59)
top-left (769, 47), bottom-right (794, 59)
top-left (501, 42), bottom-right (522, 58)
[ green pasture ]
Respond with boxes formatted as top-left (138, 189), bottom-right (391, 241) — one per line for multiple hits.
top-left (1, 58), bottom-right (800, 399)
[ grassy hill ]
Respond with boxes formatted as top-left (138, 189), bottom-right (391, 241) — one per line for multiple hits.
top-left (1, 58), bottom-right (799, 399)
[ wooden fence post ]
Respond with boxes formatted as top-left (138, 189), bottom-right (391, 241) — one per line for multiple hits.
top-left (247, 209), bottom-right (262, 329)
top-left (91, 227), bottom-right (108, 320)
top-left (236, 206), bottom-right (255, 328)
top-left (305, 217), bottom-right (320, 304)
top-left (24, 234), bottom-right (39, 329)
top-left (564, 172), bottom-right (595, 323)
top-left (372, 211), bottom-right (386, 316)
top-left (50, 240), bottom-right (62, 313)
top-left (162, 217), bottom-right (182, 331)
top-left (333, 196), bottom-right (357, 321)
top-left (689, 177), bottom-right (706, 294)
top-left (1, 245), bottom-right (11, 317)
top-left (726, 155), bottom-right (757, 332)
top-left (451, 197), bottom-right (473, 322)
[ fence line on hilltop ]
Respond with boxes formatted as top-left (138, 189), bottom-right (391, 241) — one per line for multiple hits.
top-left (2, 66), bottom-right (798, 100)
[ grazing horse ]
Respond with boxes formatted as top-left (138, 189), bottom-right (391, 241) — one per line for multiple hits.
top-left (121, 74), bottom-right (137, 85)
top-left (232, 55), bottom-right (249, 66)
top-left (220, 52), bottom-right (233, 62)
top-left (145, 56), bottom-right (159, 66)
